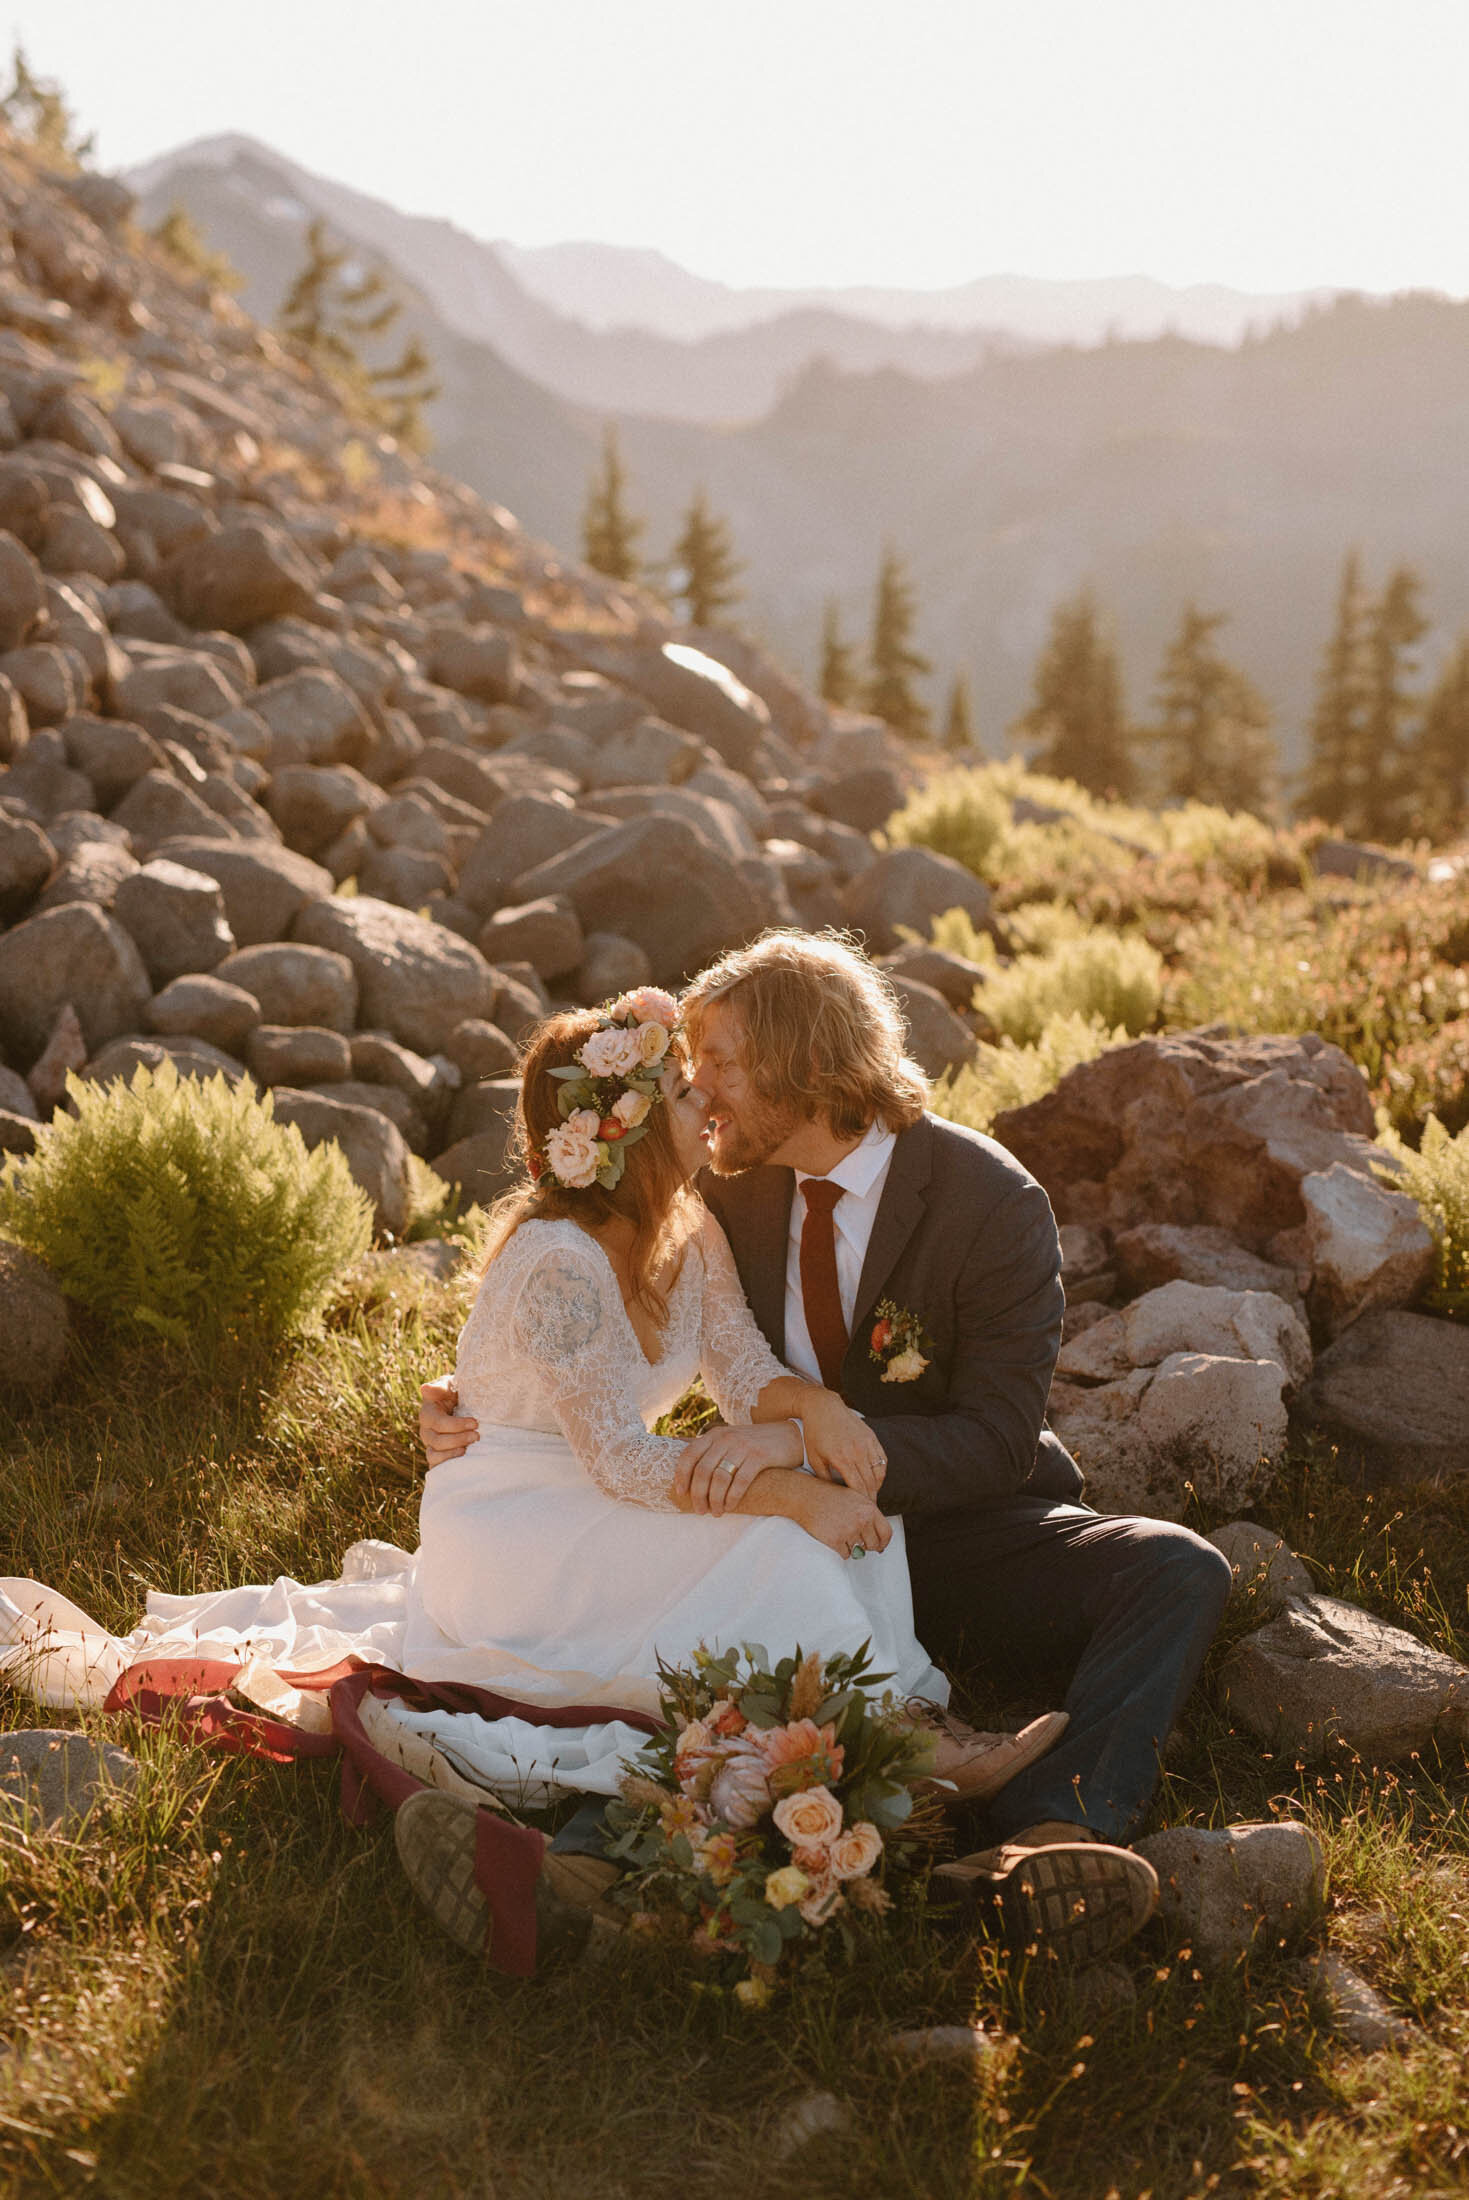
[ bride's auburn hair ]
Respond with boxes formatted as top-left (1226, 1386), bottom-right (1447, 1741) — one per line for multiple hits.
top-left (680, 929), bottom-right (928, 1139)
top-left (477, 1008), bottom-right (694, 1320)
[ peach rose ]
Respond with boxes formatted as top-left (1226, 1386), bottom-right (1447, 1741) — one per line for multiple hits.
top-left (578, 1025), bottom-right (645, 1078)
top-left (772, 1785), bottom-right (844, 1850)
top-left (544, 1121), bottom-right (603, 1188)
top-left (611, 1088), bottom-right (652, 1128)
top-left (828, 1821), bottom-right (883, 1880)
top-left (611, 986), bottom-right (680, 1028)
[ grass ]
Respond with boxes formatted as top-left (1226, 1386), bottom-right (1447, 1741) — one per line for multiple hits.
top-left (2, 1269), bottom-right (1467, 2200)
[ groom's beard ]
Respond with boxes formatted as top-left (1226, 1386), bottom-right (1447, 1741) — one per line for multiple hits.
top-left (703, 1089), bottom-right (803, 1175)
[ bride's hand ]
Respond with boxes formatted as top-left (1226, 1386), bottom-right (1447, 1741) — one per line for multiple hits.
top-left (673, 1421), bottom-right (803, 1516)
top-left (799, 1389), bottom-right (887, 1499)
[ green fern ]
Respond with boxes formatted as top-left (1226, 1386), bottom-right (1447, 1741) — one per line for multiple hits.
top-left (0, 1064), bottom-right (372, 1354)
top-left (1376, 1113), bottom-right (1469, 1317)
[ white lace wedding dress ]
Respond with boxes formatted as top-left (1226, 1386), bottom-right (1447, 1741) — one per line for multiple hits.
top-left (1, 1212), bottom-right (945, 1802)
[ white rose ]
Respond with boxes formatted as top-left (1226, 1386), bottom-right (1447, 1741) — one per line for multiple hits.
top-left (544, 1122), bottom-right (603, 1189)
top-left (578, 1027), bottom-right (644, 1078)
top-left (881, 1347), bottom-right (929, 1384)
top-left (636, 1020), bottom-right (671, 1066)
top-left (612, 1089), bottom-right (652, 1128)
top-left (567, 1107), bottom-right (602, 1135)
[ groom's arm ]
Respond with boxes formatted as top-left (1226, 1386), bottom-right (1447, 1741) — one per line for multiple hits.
top-left (866, 1174), bottom-right (1066, 1516)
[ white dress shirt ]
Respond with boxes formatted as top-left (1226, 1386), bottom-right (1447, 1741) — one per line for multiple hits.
top-left (782, 1119), bottom-right (897, 1386)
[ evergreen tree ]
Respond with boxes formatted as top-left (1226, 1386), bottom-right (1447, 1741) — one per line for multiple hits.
top-left (943, 671), bottom-right (976, 752)
top-left (1410, 636), bottom-right (1469, 839)
top-left (1301, 552), bottom-right (1369, 826)
top-left (865, 546), bottom-right (931, 739)
top-left (0, 44), bottom-right (92, 169)
top-left (1152, 602), bottom-right (1276, 814)
top-left (582, 426), bottom-right (644, 582)
top-left (1012, 591), bottom-right (1135, 797)
top-left (278, 220), bottom-right (438, 447)
top-left (818, 601), bottom-right (858, 708)
top-left (1359, 565), bottom-right (1427, 839)
top-left (670, 488), bottom-right (742, 626)
top-left (148, 204), bottom-right (242, 294)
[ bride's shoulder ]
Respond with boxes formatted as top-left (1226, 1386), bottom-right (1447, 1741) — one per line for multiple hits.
top-left (481, 1216), bottom-right (604, 1287)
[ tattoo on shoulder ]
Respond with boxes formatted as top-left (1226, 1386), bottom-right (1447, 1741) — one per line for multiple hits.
top-left (521, 1253), bottom-right (605, 1357)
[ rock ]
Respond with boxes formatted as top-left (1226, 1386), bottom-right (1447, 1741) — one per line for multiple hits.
top-left (1299, 1164), bottom-right (1435, 1338)
top-left (0, 1065), bottom-right (37, 1120)
top-left (888, 975), bottom-right (977, 1079)
top-left (884, 2026), bottom-right (995, 2067)
top-left (432, 1125), bottom-right (520, 1206)
top-left (34, 830), bottom-right (137, 912)
top-left (1208, 1523), bottom-right (1314, 1614)
top-left (313, 1077), bottom-right (426, 1152)
top-left (246, 1023), bottom-right (352, 1086)
top-left (293, 894), bottom-right (495, 1055)
top-left (457, 793), bottom-right (610, 916)
top-left (60, 712), bottom-right (166, 806)
top-left (160, 519), bottom-right (321, 633)
top-left (113, 858), bottom-right (235, 987)
top-left (270, 1087), bottom-right (410, 1238)
top-left (607, 641), bottom-right (770, 774)
top-left (0, 669), bottom-right (26, 762)
top-left (0, 640), bottom-right (84, 726)
top-left (426, 623), bottom-right (519, 705)
top-left (594, 783), bottom-right (758, 860)
top-left (84, 1034), bottom-right (246, 1087)
top-left (444, 1075), bottom-right (521, 1152)
top-left (995, 1032), bottom-right (1381, 1250)
top-left (444, 1018), bottom-right (518, 1081)
top-left (1057, 1282), bottom-right (1312, 1391)
top-left (109, 768), bottom-right (235, 856)
top-left (483, 967), bottom-right (546, 1044)
top-left (478, 894), bottom-right (584, 982)
top-left (1295, 1307), bottom-right (1469, 1482)
top-left (1049, 1349), bottom-right (1290, 1519)
top-left (113, 651), bottom-right (243, 725)
top-left (151, 837), bottom-right (332, 947)
top-left (47, 811), bottom-right (132, 860)
top-left (264, 763), bottom-right (383, 858)
top-left (216, 941), bottom-right (358, 1032)
top-left (808, 764), bottom-right (906, 834)
top-left (572, 930), bottom-right (652, 1006)
top-left (349, 1032), bottom-right (439, 1110)
top-left (842, 845), bottom-right (994, 956)
top-left (0, 902), bottom-right (151, 1062)
top-left (1059, 1224), bottom-right (1111, 1284)
top-left (0, 1729), bottom-right (138, 1831)
top-left (0, 1108), bottom-right (36, 1155)
top-left (1311, 837), bottom-right (1419, 885)
top-left (878, 940), bottom-right (987, 1010)
top-left (358, 844), bottom-right (452, 907)
top-left (512, 814), bottom-right (772, 987)
top-left (0, 811), bottom-right (54, 918)
top-left (250, 670), bottom-right (374, 771)
top-left (1295, 1951), bottom-right (1422, 2050)
top-left (1135, 1822), bottom-right (1325, 1967)
top-left (40, 504), bottom-right (124, 582)
top-left (366, 789), bottom-right (449, 855)
top-left (1113, 1222), bottom-right (1306, 1308)
top-left (0, 527), bottom-right (44, 649)
top-left (1062, 1299), bottom-right (1113, 1344)
top-left (26, 1000), bottom-right (88, 1109)
top-left (1219, 1592), bottom-right (1469, 1759)
top-left (768, 2090), bottom-right (853, 2160)
top-left (0, 1243), bottom-right (71, 1393)
top-left (583, 717), bottom-right (703, 791)
top-left (112, 398), bottom-right (192, 472)
top-left (147, 972), bottom-right (261, 1054)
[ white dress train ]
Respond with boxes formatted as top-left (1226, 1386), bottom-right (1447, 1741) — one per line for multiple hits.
top-left (0, 1212), bottom-right (946, 1802)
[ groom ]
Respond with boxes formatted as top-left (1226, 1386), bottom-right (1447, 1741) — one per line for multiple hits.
top-left (419, 930), bottom-right (1232, 1959)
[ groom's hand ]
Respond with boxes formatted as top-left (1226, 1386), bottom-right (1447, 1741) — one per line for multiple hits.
top-left (799, 1390), bottom-right (887, 1499)
top-left (419, 1378), bottom-right (478, 1468)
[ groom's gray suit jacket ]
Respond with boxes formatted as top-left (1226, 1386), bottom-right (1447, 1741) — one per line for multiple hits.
top-left (699, 1111), bottom-right (1085, 1518)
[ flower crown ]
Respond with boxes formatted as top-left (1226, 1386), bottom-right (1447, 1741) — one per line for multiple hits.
top-left (531, 987), bottom-right (682, 1192)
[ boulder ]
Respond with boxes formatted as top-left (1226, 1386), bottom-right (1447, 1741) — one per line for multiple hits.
top-left (159, 520), bottom-right (321, 633)
top-left (457, 793), bottom-right (610, 915)
top-left (1311, 836), bottom-right (1418, 884)
top-left (484, 966), bottom-right (549, 1044)
top-left (34, 836), bottom-right (137, 913)
top-left (216, 941), bottom-right (358, 1032)
top-left (147, 972), bottom-right (261, 1054)
top-left (0, 640), bottom-right (85, 727)
top-left (1207, 1522), bottom-right (1314, 1615)
top-left (0, 1065), bottom-right (37, 1120)
top-left (25, 1000), bottom-right (87, 1109)
top-left (84, 1034), bottom-right (246, 1087)
top-left (246, 1024), bottom-right (351, 1086)
top-left (878, 941), bottom-right (988, 1011)
top-left (349, 1032), bottom-right (439, 1109)
top-left (583, 717), bottom-right (703, 791)
top-left (592, 783), bottom-right (757, 861)
top-left (808, 764), bottom-right (906, 834)
top-left (365, 789), bottom-right (449, 855)
top-left (0, 811), bottom-right (54, 918)
top-left (1113, 1222), bottom-right (1306, 1307)
top-left (113, 858), bottom-right (235, 987)
top-left (0, 902), bottom-right (151, 1062)
top-left (432, 1126), bottom-right (520, 1207)
top-left (842, 845), bottom-right (994, 955)
top-left (0, 668), bottom-right (26, 762)
top-left (1048, 1350), bottom-right (1289, 1519)
top-left (357, 844), bottom-right (452, 907)
top-left (39, 505), bottom-right (124, 582)
top-left (0, 1729), bottom-right (138, 1831)
top-left (60, 713), bottom-right (166, 806)
top-left (1220, 1593), bottom-right (1469, 1759)
top-left (511, 814), bottom-right (773, 987)
top-left (109, 769), bottom-right (236, 856)
top-left (444, 1018), bottom-right (518, 1082)
top-left (1294, 1307), bottom-right (1469, 1483)
top-left (1057, 1281), bottom-right (1312, 1392)
top-left (579, 640), bottom-right (769, 774)
top-left (293, 893), bottom-right (496, 1055)
top-left (0, 526), bottom-right (44, 649)
top-left (445, 1075), bottom-right (521, 1151)
top-left (994, 1031), bottom-right (1380, 1250)
top-left (0, 1242), bottom-right (71, 1394)
top-left (270, 1087), bottom-right (410, 1238)
top-left (1296, 1952), bottom-right (1422, 2051)
top-left (312, 1076), bottom-right (426, 1152)
top-left (1299, 1164), bottom-right (1435, 1338)
top-left (250, 669), bottom-right (374, 770)
top-left (113, 651), bottom-right (243, 725)
top-left (887, 975), bottom-right (977, 1080)
top-left (426, 623), bottom-right (519, 704)
top-left (151, 837), bottom-right (332, 947)
top-left (477, 894), bottom-right (584, 982)
top-left (264, 762), bottom-right (383, 858)
top-left (1135, 1822), bottom-right (1325, 1967)
top-left (0, 1109), bottom-right (36, 1156)
top-left (572, 931), bottom-right (652, 1006)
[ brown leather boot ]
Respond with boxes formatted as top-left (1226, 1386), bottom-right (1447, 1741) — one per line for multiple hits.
top-left (935, 1823), bottom-right (1159, 1965)
top-left (904, 1702), bottom-right (1070, 1804)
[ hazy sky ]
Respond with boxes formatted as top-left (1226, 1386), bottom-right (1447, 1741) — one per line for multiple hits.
top-left (12, 1), bottom-right (1469, 296)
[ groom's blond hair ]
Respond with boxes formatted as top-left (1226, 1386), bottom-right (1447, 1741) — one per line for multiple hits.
top-left (681, 930), bottom-right (928, 1140)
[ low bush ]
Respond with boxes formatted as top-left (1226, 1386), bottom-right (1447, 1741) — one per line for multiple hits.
top-left (886, 767), bottom-right (1012, 879)
top-left (0, 1063), bottom-right (372, 1355)
top-left (981, 929), bottom-right (1164, 1046)
top-left (930, 1009), bottom-right (1125, 1134)
top-left (1376, 1113), bottom-right (1469, 1317)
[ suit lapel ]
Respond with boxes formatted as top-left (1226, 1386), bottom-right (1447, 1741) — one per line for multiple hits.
top-left (709, 1166), bottom-right (794, 1359)
top-left (850, 1117), bottom-right (935, 1337)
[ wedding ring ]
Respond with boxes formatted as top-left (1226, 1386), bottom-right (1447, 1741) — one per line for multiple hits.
top-left (850, 1542), bottom-right (867, 1560)
top-left (716, 1459), bottom-right (735, 1475)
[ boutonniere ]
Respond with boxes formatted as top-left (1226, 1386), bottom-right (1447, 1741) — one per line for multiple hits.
top-left (868, 1298), bottom-right (932, 1383)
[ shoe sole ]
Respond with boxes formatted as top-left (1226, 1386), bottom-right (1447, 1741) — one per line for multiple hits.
top-left (394, 1791), bottom-right (606, 1966)
top-left (998, 1843), bottom-right (1159, 1965)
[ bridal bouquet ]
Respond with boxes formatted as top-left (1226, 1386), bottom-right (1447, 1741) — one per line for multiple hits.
top-left (603, 1641), bottom-right (938, 2002)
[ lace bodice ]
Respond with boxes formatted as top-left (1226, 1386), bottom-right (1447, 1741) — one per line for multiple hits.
top-left (453, 1212), bottom-right (790, 1510)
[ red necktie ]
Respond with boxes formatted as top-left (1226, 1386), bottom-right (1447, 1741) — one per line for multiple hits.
top-left (799, 1178), bottom-right (849, 1392)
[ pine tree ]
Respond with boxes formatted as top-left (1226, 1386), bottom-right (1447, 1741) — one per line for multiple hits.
top-left (278, 221), bottom-right (438, 446)
top-left (1359, 565), bottom-right (1427, 839)
top-left (1012, 591), bottom-right (1135, 797)
top-left (0, 44), bottom-right (93, 170)
top-left (149, 204), bottom-right (242, 294)
top-left (942, 671), bottom-right (976, 753)
top-left (865, 546), bottom-right (931, 739)
top-left (1152, 603), bottom-right (1276, 814)
top-left (1410, 636), bottom-right (1469, 840)
top-left (1302, 552), bottom-right (1369, 826)
top-left (670, 488), bottom-right (741, 626)
top-left (366, 333), bottom-right (439, 452)
top-left (582, 427), bottom-right (644, 582)
top-left (818, 601), bottom-right (858, 708)
top-left (279, 219), bottom-right (353, 364)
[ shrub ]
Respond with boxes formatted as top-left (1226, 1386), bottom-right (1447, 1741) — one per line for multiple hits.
top-left (0, 1064), bottom-right (372, 1354)
top-left (1376, 1114), bottom-right (1469, 1317)
top-left (886, 768), bottom-right (1012, 880)
top-left (930, 1010), bottom-right (1124, 1135)
top-left (980, 930), bottom-right (1163, 1047)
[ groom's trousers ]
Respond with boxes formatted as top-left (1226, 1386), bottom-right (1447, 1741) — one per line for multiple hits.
top-left (903, 1498), bottom-right (1233, 1847)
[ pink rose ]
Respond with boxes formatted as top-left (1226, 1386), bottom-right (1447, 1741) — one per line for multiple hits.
top-left (828, 1821), bottom-right (883, 1880)
top-left (610, 986), bottom-right (680, 1028)
top-left (611, 1089), bottom-right (651, 1128)
top-left (577, 1026), bottom-right (645, 1078)
top-left (708, 1743), bottom-right (773, 1829)
top-left (772, 1785), bottom-right (844, 1850)
top-left (544, 1121), bottom-right (603, 1189)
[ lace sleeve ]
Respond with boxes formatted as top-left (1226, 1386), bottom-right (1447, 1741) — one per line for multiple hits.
top-left (696, 1210), bottom-right (793, 1424)
top-left (507, 1236), bottom-right (683, 1511)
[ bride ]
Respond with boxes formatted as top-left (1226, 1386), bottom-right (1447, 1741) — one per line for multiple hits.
top-left (1, 988), bottom-right (1063, 1955)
